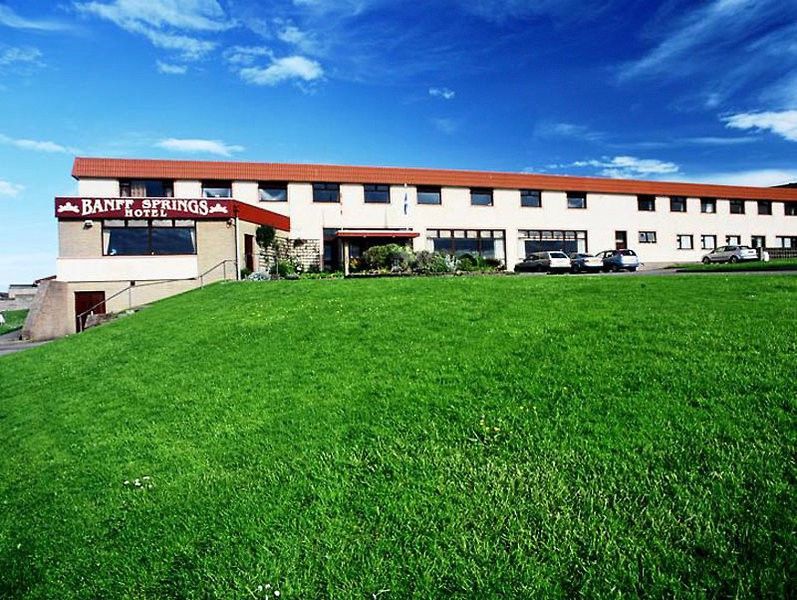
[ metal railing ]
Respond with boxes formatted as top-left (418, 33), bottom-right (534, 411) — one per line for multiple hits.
top-left (75, 259), bottom-right (237, 332)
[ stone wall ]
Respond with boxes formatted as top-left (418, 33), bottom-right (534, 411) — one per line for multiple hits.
top-left (259, 238), bottom-right (321, 271)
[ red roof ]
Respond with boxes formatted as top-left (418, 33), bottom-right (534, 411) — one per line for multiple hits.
top-left (72, 157), bottom-right (797, 202)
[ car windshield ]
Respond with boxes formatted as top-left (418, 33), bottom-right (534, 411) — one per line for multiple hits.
top-left (550, 252), bottom-right (568, 258)
top-left (619, 249), bottom-right (636, 256)
top-left (739, 245), bottom-right (752, 250)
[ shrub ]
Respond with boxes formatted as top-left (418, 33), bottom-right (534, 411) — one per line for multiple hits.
top-left (413, 250), bottom-right (452, 274)
top-left (362, 244), bottom-right (414, 271)
top-left (274, 260), bottom-right (296, 277)
top-left (240, 267), bottom-right (253, 279)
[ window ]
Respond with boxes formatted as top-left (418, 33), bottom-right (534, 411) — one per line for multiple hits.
top-left (520, 190), bottom-right (541, 207)
top-left (428, 229), bottom-right (505, 262)
top-left (120, 180), bottom-right (173, 198)
top-left (729, 199), bottom-right (745, 214)
top-left (638, 231), bottom-right (657, 244)
top-left (785, 203), bottom-right (797, 216)
top-left (637, 195), bottom-right (655, 211)
top-left (726, 235), bottom-right (741, 245)
top-left (364, 184), bottom-right (390, 203)
top-left (677, 234), bottom-right (694, 250)
top-left (202, 181), bottom-right (232, 198)
top-left (700, 198), bottom-right (716, 213)
top-left (670, 196), bottom-right (687, 212)
top-left (567, 192), bottom-right (586, 209)
top-left (751, 235), bottom-right (766, 248)
top-left (470, 188), bottom-right (493, 206)
top-left (102, 219), bottom-right (196, 256)
top-left (417, 186), bottom-right (442, 205)
top-left (259, 182), bottom-right (287, 202)
top-left (313, 182), bottom-right (340, 203)
top-left (701, 234), bottom-right (717, 250)
top-left (519, 229), bottom-right (587, 254)
top-left (757, 200), bottom-right (772, 215)
top-left (777, 236), bottom-right (797, 248)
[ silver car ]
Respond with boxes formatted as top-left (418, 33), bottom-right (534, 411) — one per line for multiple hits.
top-left (596, 249), bottom-right (640, 272)
top-left (515, 251), bottom-right (571, 273)
top-left (568, 252), bottom-right (603, 273)
top-left (702, 245), bottom-right (758, 264)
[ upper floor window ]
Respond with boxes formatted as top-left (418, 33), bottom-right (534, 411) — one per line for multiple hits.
top-left (417, 186), bottom-right (442, 205)
top-left (729, 199), bottom-right (745, 214)
top-left (726, 235), bottom-right (741, 245)
top-left (120, 179), bottom-right (173, 198)
top-left (637, 195), bottom-right (655, 211)
top-left (670, 196), bottom-right (687, 212)
top-left (259, 182), bottom-right (287, 202)
top-left (567, 192), bottom-right (586, 209)
top-left (757, 200), bottom-right (772, 215)
top-left (785, 203), bottom-right (797, 216)
top-left (520, 190), bottom-right (541, 207)
top-left (364, 184), bottom-right (390, 203)
top-left (202, 181), bottom-right (232, 198)
top-left (313, 182), bottom-right (340, 203)
top-left (470, 188), bottom-right (493, 206)
top-left (700, 198), bottom-right (716, 213)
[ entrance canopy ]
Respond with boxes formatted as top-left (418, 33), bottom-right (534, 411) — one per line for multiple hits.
top-left (335, 230), bottom-right (419, 239)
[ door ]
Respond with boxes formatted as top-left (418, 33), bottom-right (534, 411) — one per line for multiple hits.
top-left (75, 291), bottom-right (106, 332)
top-left (615, 231), bottom-right (627, 250)
top-left (244, 234), bottom-right (255, 272)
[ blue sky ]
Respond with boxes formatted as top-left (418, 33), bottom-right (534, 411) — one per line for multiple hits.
top-left (1, 0), bottom-right (796, 287)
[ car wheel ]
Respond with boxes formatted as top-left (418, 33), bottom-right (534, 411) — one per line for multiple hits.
top-left (729, 256), bottom-right (739, 263)
top-left (702, 257), bottom-right (710, 264)
top-left (628, 267), bottom-right (637, 272)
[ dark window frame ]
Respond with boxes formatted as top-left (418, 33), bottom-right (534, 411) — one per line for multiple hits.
top-left (670, 196), bottom-right (687, 213)
top-left (700, 198), bottom-right (716, 213)
top-left (120, 179), bottom-right (174, 198)
top-left (470, 188), bottom-right (493, 206)
top-left (785, 203), bottom-right (797, 216)
top-left (638, 231), bottom-right (657, 243)
top-left (101, 219), bottom-right (197, 256)
top-left (258, 181), bottom-right (288, 202)
top-left (417, 186), bottom-right (442, 205)
top-left (751, 235), bottom-right (766, 248)
top-left (566, 192), bottom-right (587, 210)
top-left (677, 234), bottom-right (694, 250)
top-left (202, 180), bottom-right (233, 198)
top-left (520, 190), bottom-right (542, 208)
top-left (757, 200), bottom-right (772, 215)
top-left (312, 182), bottom-right (340, 203)
top-left (364, 184), bottom-right (390, 204)
top-left (729, 199), bottom-right (745, 214)
top-left (701, 234), bottom-right (717, 250)
top-left (637, 195), bottom-right (656, 212)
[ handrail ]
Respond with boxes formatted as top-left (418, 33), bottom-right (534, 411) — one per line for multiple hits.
top-left (75, 259), bottom-right (238, 332)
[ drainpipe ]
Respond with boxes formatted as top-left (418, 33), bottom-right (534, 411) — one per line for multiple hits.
top-left (233, 206), bottom-right (240, 281)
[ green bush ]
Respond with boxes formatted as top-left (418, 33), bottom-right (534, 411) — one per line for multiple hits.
top-left (273, 259), bottom-right (296, 277)
top-left (362, 244), bottom-right (414, 271)
top-left (413, 250), bottom-right (453, 274)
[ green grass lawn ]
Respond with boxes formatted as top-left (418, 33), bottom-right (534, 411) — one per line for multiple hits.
top-left (674, 258), bottom-right (797, 272)
top-left (0, 309), bottom-right (28, 335)
top-left (1, 276), bottom-right (795, 598)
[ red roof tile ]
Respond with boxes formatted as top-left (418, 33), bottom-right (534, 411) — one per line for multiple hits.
top-left (72, 157), bottom-right (797, 202)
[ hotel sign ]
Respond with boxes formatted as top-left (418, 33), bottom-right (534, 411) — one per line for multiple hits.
top-left (55, 197), bottom-right (232, 219)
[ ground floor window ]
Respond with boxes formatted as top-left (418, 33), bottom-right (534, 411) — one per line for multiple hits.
top-left (428, 229), bottom-right (505, 262)
top-left (777, 236), bottom-right (797, 248)
top-left (726, 235), bottom-right (741, 245)
top-left (751, 235), bottom-right (766, 248)
top-left (518, 229), bottom-right (587, 255)
top-left (677, 234), bottom-right (694, 250)
top-left (323, 228), bottom-right (340, 270)
top-left (701, 234), bottom-right (717, 250)
top-left (638, 231), bottom-right (657, 244)
top-left (102, 219), bottom-right (196, 256)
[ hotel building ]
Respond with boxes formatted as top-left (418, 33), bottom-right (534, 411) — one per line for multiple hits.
top-left (26, 157), bottom-right (797, 338)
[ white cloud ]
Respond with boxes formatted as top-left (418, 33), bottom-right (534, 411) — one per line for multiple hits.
top-left (679, 169), bottom-right (797, 187)
top-left (155, 138), bottom-right (244, 156)
top-left (238, 55), bottom-right (324, 86)
top-left (0, 179), bottom-right (24, 197)
top-left (222, 45), bottom-right (271, 67)
top-left (74, 0), bottom-right (232, 60)
top-left (723, 110), bottom-right (797, 142)
top-left (534, 121), bottom-right (605, 142)
top-left (156, 60), bottom-right (187, 74)
top-left (0, 46), bottom-right (43, 67)
top-left (274, 20), bottom-right (318, 53)
top-left (429, 86), bottom-right (455, 100)
top-left (0, 133), bottom-right (78, 154)
top-left (0, 5), bottom-right (72, 31)
top-left (563, 155), bottom-right (680, 178)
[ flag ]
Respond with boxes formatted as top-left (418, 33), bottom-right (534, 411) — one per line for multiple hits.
top-left (403, 183), bottom-right (409, 216)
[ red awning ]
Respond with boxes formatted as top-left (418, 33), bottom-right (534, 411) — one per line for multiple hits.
top-left (335, 230), bottom-right (419, 238)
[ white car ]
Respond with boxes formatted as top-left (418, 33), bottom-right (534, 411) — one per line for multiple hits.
top-left (515, 251), bottom-right (571, 273)
top-left (702, 245), bottom-right (758, 264)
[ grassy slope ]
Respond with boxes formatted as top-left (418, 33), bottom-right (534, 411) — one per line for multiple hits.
top-left (674, 258), bottom-right (797, 272)
top-left (0, 277), bottom-right (795, 598)
top-left (0, 309), bottom-right (28, 335)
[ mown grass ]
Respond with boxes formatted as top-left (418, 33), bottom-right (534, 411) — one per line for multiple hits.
top-left (0, 276), bottom-right (795, 598)
top-left (0, 309), bottom-right (28, 335)
top-left (674, 258), bottom-right (797, 272)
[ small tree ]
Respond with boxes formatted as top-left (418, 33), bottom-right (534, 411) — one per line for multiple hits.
top-left (255, 225), bottom-right (277, 278)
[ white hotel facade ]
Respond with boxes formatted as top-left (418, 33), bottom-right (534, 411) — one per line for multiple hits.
top-left (26, 157), bottom-right (797, 338)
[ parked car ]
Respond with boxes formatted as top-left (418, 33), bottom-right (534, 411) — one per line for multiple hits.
top-left (568, 252), bottom-right (603, 273)
top-left (701, 245), bottom-right (758, 264)
top-left (515, 251), bottom-right (571, 273)
top-left (596, 249), bottom-right (640, 272)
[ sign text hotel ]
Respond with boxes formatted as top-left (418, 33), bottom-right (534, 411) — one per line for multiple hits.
top-left (55, 197), bottom-right (232, 219)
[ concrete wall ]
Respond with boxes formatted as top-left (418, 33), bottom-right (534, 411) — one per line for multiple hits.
top-left (22, 280), bottom-right (72, 341)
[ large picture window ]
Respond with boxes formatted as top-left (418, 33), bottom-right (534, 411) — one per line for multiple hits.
top-left (120, 179), bottom-right (173, 198)
top-left (427, 229), bottom-right (505, 262)
top-left (519, 229), bottom-right (587, 255)
top-left (103, 219), bottom-right (196, 256)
